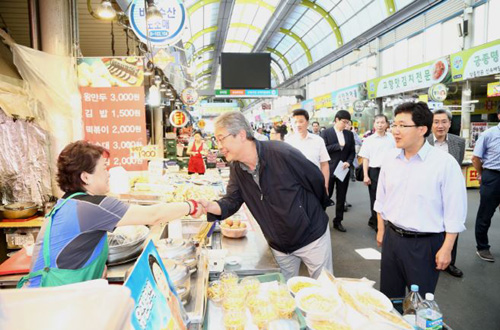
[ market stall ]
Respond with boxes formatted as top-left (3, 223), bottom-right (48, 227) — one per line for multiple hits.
top-left (0, 167), bottom-right (421, 329)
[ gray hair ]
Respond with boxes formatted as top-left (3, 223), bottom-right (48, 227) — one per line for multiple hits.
top-left (214, 111), bottom-right (255, 140)
top-left (433, 109), bottom-right (452, 121)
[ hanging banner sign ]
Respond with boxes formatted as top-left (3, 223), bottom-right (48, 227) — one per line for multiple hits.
top-left (332, 84), bottom-right (367, 106)
top-left (78, 57), bottom-right (147, 171)
top-left (129, 0), bottom-right (187, 48)
top-left (169, 110), bottom-right (189, 127)
top-left (214, 89), bottom-right (278, 98)
top-left (124, 241), bottom-right (187, 330)
top-left (450, 39), bottom-right (500, 82)
top-left (367, 57), bottom-right (451, 99)
top-left (428, 83), bottom-right (448, 102)
top-left (487, 81), bottom-right (500, 97)
top-left (180, 87), bottom-right (199, 105)
top-left (313, 93), bottom-right (333, 110)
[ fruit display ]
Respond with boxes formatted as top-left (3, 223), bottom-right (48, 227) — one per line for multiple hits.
top-left (220, 219), bottom-right (248, 238)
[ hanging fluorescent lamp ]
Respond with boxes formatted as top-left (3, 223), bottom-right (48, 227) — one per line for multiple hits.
top-left (95, 0), bottom-right (117, 20)
top-left (148, 85), bottom-right (161, 106)
top-left (146, 0), bottom-right (164, 23)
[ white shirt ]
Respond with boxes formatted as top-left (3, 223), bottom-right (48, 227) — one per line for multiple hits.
top-left (374, 141), bottom-right (467, 233)
top-left (334, 127), bottom-right (345, 147)
top-left (285, 132), bottom-right (330, 169)
top-left (254, 131), bottom-right (269, 141)
top-left (432, 133), bottom-right (449, 154)
top-left (358, 132), bottom-right (396, 168)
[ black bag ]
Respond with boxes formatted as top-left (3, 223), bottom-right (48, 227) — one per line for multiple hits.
top-left (355, 164), bottom-right (364, 182)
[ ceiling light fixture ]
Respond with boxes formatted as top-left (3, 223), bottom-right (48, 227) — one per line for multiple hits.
top-left (95, 0), bottom-right (117, 20)
top-left (146, 0), bottom-right (164, 24)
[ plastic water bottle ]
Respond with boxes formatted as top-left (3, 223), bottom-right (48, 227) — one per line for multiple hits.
top-left (416, 293), bottom-right (443, 330)
top-left (403, 284), bottom-right (423, 327)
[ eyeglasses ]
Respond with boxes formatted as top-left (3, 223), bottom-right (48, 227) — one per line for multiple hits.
top-left (340, 119), bottom-right (350, 125)
top-left (216, 133), bottom-right (233, 145)
top-left (390, 124), bottom-right (418, 130)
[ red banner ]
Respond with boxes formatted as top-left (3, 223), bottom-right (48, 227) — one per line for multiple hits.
top-left (80, 86), bottom-right (147, 171)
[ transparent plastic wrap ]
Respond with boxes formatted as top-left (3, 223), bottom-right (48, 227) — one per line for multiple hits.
top-left (0, 32), bottom-right (82, 199)
top-left (0, 109), bottom-right (51, 205)
top-left (108, 225), bottom-right (150, 247)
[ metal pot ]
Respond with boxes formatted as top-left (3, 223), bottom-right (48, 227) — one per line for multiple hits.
top-left (163, 259), bottom-right (191, 305)
top-left (2, 202), bottom-right (38, 219)
top-left (157, 238), bottom-right (198, 274)
top-left (107, 225), bottom-right (150, 265)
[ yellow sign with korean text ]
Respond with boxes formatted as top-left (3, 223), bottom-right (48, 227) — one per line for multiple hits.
top-left (314, 93), bottom-right (333, 110)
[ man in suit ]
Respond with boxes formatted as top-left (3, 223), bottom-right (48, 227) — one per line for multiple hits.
top-left (427, 108), bottom-right (466, 277)
top-left (320, 110), bottom-right (356, 232)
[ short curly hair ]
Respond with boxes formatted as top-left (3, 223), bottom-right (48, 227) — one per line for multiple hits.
top-left (57, 141), bottom-right (109, 193)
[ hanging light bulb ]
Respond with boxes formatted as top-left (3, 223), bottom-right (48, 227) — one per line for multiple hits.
top-left (96, 0), bottom-right (116, 20)
top-left (146, 0), bottom-right (164, 25)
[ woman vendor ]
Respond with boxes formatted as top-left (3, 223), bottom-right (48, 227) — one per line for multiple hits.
top-left (18, 140), bottom-right (203, 288)
top-left (187, 130), bottom-right (207, 175)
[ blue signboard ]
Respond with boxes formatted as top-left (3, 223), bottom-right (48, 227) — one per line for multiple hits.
top-left (129, 0), bottom-right (187, 48)
top-left (124, 240), bottom-right (188, 330)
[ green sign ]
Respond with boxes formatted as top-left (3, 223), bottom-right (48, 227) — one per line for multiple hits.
top-left (367, 57), bottom-right (451, 99)
top-left (215, 89), bottom-right (230, 95)
top-left (450, 39), bottom-right (500, 82)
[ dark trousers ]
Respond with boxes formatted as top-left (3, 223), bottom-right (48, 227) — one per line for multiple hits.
top-left (328, 174), bottom-right (350, 224)
top-left (475, 169), bottom-right (500, 251)
top-left (367, 167), bottom-right (381, 227)
top-left (380, 223), bottom-right (444, 298)
top-left (450, 235), bottom-right (458, 266)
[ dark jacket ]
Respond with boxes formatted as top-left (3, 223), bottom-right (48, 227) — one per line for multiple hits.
top-left (207, 140), bottom-right (330, 253)
top-left (427, 133), bottom-right (465, 165)
top-left (320, 127), bottom-right (356, 176)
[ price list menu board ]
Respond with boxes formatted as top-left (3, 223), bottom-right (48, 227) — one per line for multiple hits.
top-left (80, 86), bottom-right (147, 171)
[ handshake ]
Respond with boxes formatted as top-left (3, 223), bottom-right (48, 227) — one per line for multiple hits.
top-left (187, 199), bottom-right (219, 218)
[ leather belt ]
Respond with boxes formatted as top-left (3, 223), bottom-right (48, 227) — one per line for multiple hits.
top-left (388, 222), bottom-right (442, 238)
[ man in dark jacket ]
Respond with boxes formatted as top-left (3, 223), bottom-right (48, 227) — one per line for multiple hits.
top-left (320, 110), bottom-right (356, 232)
top-left (200, 111), bottom-right (333, 280)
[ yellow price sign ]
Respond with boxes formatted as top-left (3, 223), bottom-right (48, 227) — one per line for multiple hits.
top-left (130, 145), bottom-right (160, 160)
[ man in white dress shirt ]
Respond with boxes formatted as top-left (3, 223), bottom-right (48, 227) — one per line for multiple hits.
top-left (358, 114), bottom-right (395, 231)
top-left (374, 102), bottom-right (467, 298)
top-left (286, 109), bottom-right (330, 192)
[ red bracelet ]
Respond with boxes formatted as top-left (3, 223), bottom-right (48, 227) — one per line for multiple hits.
top-left (188, 199), bottom-right (198, 216)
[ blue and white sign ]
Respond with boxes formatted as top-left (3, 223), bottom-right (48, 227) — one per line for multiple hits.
top-left (128, 0), bottom-right (187, 48)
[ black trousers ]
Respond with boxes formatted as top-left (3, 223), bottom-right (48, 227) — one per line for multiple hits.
top-left (380, 223), bottom-right (444, 298)
top-left (328, 174), bottom-right (350, 224)
top-left (475, 169), bottom-right (500, 251)
top-left (367, 167), bottom-right (381, 227)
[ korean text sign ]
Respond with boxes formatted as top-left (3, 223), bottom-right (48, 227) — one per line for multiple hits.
top-left (78, 57), bottom-right (147, 171)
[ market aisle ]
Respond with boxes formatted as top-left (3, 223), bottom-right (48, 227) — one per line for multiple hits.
top-left (303, 181), bottom-right (500, 330)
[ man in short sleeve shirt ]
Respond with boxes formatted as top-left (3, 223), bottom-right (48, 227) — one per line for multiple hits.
top-left (472, 107), bottom-right (500, 262)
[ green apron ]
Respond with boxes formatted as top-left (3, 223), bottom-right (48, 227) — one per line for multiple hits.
top-left (17, 192), bottom-right (109, 288)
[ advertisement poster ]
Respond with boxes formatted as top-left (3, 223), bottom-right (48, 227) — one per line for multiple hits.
top-left (450, 39), bottom-right (500, 82)
top-left (487, 81), bottom-right (500, 97)
top-left (124, 241), bottom-right (188, 330)
top-left (78, 57), bottom-right (147, 171)
top-left (332, 84), bottom-right (367, 106)
top-left (367, 56), bottom-right (451, 99)
top-left (470, 122), bottom-right (489, 148)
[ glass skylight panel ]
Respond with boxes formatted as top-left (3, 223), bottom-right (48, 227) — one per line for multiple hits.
top-left (395, 0), bottom-right (415, 10)
top-left (275, 37), bottom-right (295, 53)
top-left (291, 55), bottom-right (308, 73)
top-left (309, 35), bottom-right (337, 60)
top-left (337, 0), bottom-right (356, 18)
top-left (365, 1), bottom-right (385, 23)
top-left (287, 43), bottom-right (305, 63)
top-left (190, 10), bottom-right (204, 31)
top-left (315, 0), bottom-right (342, 9)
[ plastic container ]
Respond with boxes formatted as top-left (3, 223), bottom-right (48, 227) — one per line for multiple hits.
top-left (416, 293), bottom-right (443, 330)
top-left (223, 310), bottom-right (246, 330)
top-left (403, 284), bottom-right (423, 327)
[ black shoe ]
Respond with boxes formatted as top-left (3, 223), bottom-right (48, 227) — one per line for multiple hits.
top-left (476, 249), bottom-right (495, 262)
top-left (333, 223), bottom-right (346, 232)
top-left (445, 265), bottom-right (463, 277)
